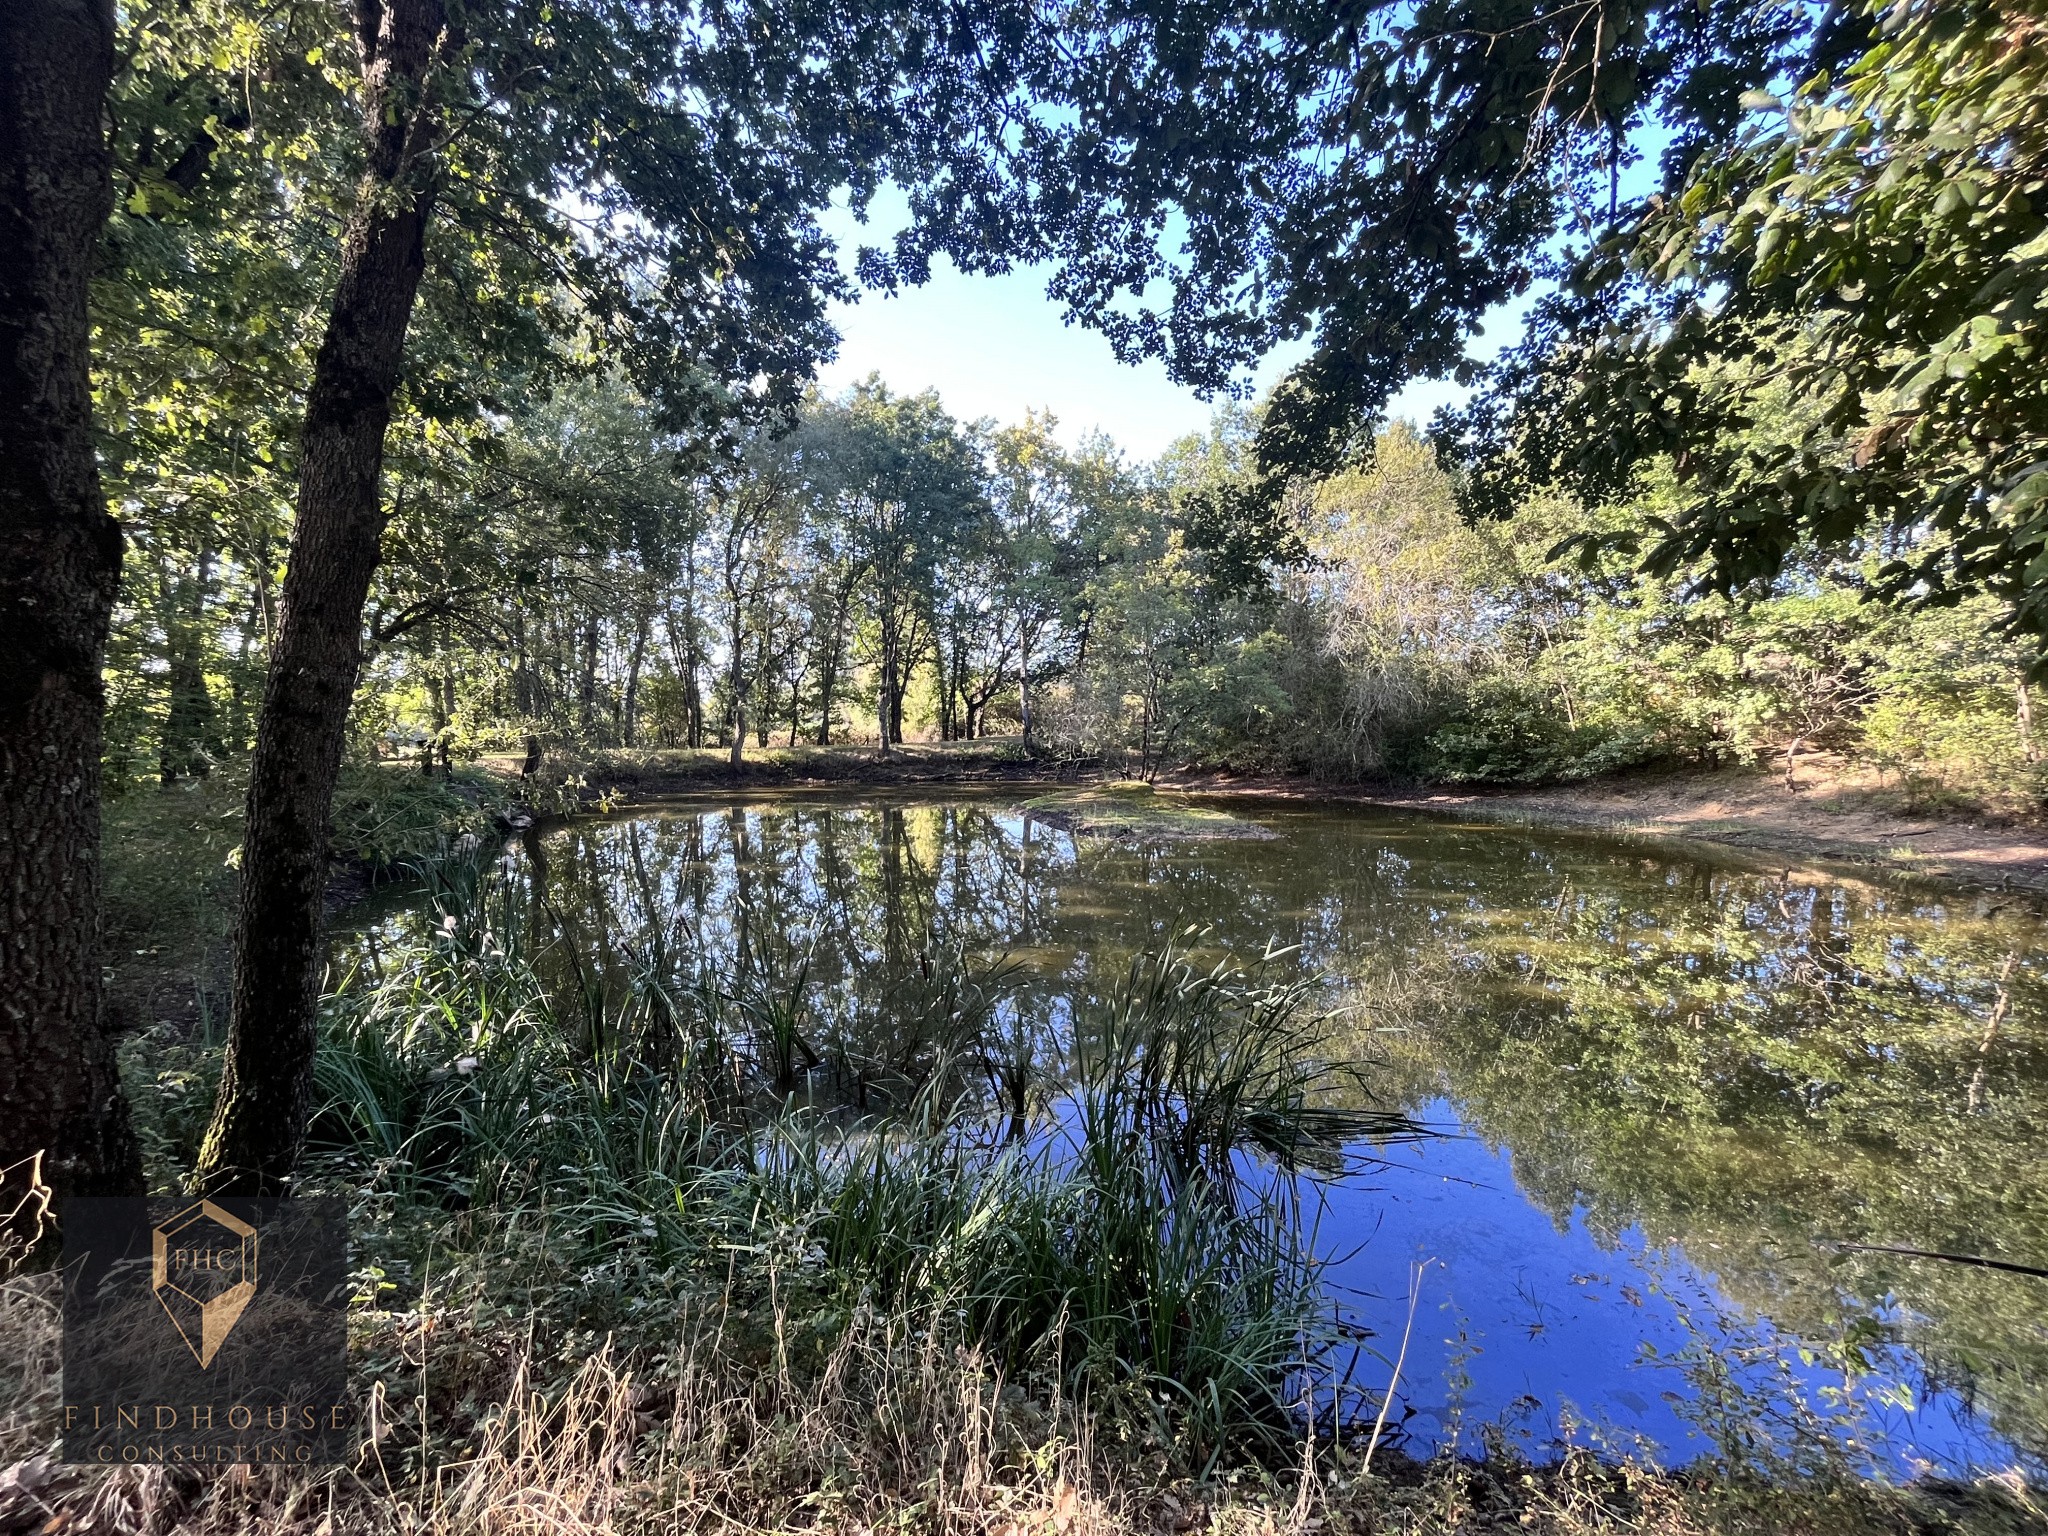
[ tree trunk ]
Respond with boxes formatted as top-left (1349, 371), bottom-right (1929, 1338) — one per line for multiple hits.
top-left (160, 544), bottom-right (218, 781)
top-left (577, 613), bottom-right (600, 738)
top-left (0, 0), bottom-right (143, 1213)
top-left (2019, 677), bottom-right (2038, 764)
top-left (661, 593), bottom-right (702, 749)
top-left (683, 634), bottom-right (703, 748)
top-left (815, 582), bottom-right (850, 745)
top-left (937, 627), bottom-right (957, 741)
top-left (728, 599), bottom-right (745, 770)
top-left (1018, 623), bottom-right (1034, 746)
top-left (197, 0), bottom-right (445, 1195)
top-left (621, 604), bottom-right (649, 747)
top-left (680, 571), bottom-right (703, 748)
top-left (878, 616), bottom-right (899, 750)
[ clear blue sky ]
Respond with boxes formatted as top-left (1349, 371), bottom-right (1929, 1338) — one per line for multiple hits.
top-left (814, 192), bottom-right (1532, 463)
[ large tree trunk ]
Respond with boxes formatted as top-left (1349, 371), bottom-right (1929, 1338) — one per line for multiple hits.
top-left (197, 0), bottom-right (445, 1195)
top-left (0, 0), bottom-right (142, 1212)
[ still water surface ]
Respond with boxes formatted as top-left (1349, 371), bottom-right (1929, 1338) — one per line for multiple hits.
top-left (412, 791), bottom-right (2048, 1475)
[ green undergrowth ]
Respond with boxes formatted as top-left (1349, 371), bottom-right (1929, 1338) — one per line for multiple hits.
top-left (328, 761), bottom-right (516, 873)
top-left (102, 760), bottom-right (516, 1171)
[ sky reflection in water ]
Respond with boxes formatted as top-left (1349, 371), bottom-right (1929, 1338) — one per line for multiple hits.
top-left (377, 791), bottom-right (2045, 1476)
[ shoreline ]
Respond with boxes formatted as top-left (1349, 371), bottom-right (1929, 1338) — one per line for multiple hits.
top-left (1161, 764), bottom-right (2048, 899)
top-left (567, 744), bottom-right (2048, 899)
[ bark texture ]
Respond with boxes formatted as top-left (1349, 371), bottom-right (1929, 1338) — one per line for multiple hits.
top-left (0, 0), bottom-right (142, 1213)
top-left (198, 0), bottom-right (445, 1193)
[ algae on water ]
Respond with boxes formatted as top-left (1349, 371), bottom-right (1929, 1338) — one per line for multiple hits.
top-left (1019, 784), bottom-right (1276, 841)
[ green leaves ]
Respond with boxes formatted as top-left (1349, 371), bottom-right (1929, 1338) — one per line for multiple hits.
top-left (1452, 0), bottom-right (2048, 664)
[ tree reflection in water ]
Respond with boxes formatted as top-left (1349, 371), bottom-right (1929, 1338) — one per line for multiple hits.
top-left (362, 790), bottom-right (2048, 1471)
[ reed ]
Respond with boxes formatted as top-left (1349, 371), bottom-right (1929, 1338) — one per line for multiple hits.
top-left (305, 859), bottom-right (1429, 1459)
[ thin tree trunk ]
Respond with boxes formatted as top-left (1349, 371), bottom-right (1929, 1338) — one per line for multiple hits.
top-left (0, 0), bottom-right (142, 1212)
top-left (2019, 677), bottom-right (2038, 764)
top-left (729, 598), bottom-right (745, 770)
top-left (1018, 623), bottom-right (1034, 746)
top-left (578, 613), bottom-right (600, 738)
top-left (937, 626), bottom-right (957, 741)
top-left (680, 570), bottom-right (704, 748)
top-left (197, 0), bottom-right (445, 1194)
top-left (815, 579), bottom-right (851, 745)
top-left (878, 609), bottom-right (899, 750)
top-left (662, 592), bottom-right (702, 749)
top-left (160, 544), bottom-right (218, 781)
top-left (622, 604), bottom-right (649, 747)
top-left (426, 627), bottom-right (451, 776)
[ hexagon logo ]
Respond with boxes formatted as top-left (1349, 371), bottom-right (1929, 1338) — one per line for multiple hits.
top-left (151, 1200), bottom-right (258, 1368)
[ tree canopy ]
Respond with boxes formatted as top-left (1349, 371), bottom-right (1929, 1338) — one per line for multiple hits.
top-left (1445, 0), bottom-right (2048, 652)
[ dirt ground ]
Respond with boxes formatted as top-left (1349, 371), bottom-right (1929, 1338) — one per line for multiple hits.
top-left (1167, 755), bottom-right (2048, 898)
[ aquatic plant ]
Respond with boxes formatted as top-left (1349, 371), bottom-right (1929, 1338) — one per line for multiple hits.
top-left (305, 857), bottom-right (1427, 1457)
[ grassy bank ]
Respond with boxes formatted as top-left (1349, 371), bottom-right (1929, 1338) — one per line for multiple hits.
top-left (100, 762), bottom-right (515, 1165)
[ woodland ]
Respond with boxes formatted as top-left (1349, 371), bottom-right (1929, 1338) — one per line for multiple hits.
top-left (2, 0), bottom-right (2045, 1530)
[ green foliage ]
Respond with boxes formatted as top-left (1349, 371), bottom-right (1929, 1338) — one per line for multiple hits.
top-left (1456, 0), bottom-right (2048, 655)
top-left (888, 0), bottom-right (1843, 495)
top-left (327, 765), bottom-right (512, 875)
top-left (1401, 674), bottom-right (1664, 785)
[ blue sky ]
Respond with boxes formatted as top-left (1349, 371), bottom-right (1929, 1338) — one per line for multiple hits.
top-left (814, 193), bottom-right (1533, 464)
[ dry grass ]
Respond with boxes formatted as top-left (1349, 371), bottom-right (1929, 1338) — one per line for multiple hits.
top-left (8, 1251), bottom-right (2040, 1536)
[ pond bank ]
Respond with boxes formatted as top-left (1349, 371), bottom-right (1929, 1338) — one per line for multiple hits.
top-left (567, 741), bottom-right (2048, 898)
top-left (1161, 758), bottom-right (2048, 898)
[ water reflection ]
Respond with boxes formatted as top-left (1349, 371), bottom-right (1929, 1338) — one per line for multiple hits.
top-left (363, 790), bottom-right (2048, 1473)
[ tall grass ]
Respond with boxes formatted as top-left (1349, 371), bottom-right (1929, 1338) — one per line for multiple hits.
top-left (307, 856), bottom-right (1425, 1459)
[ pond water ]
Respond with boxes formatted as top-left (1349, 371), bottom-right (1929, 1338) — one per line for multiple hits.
top-left (385, 790), bottom-right (2048, 1476)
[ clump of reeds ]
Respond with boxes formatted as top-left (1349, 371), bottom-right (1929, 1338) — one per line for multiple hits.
top-left (301, 858), bottom-right (1426, 1464)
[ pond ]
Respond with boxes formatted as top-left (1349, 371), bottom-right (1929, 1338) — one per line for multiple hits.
top-left (372, 790), bottom-right (2048, 1477)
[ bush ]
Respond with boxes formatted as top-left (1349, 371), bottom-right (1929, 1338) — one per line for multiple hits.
top-left (328, 762), bottom-right (514, 873)
top-left (1396, 675), bottom-right (1667, 785)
